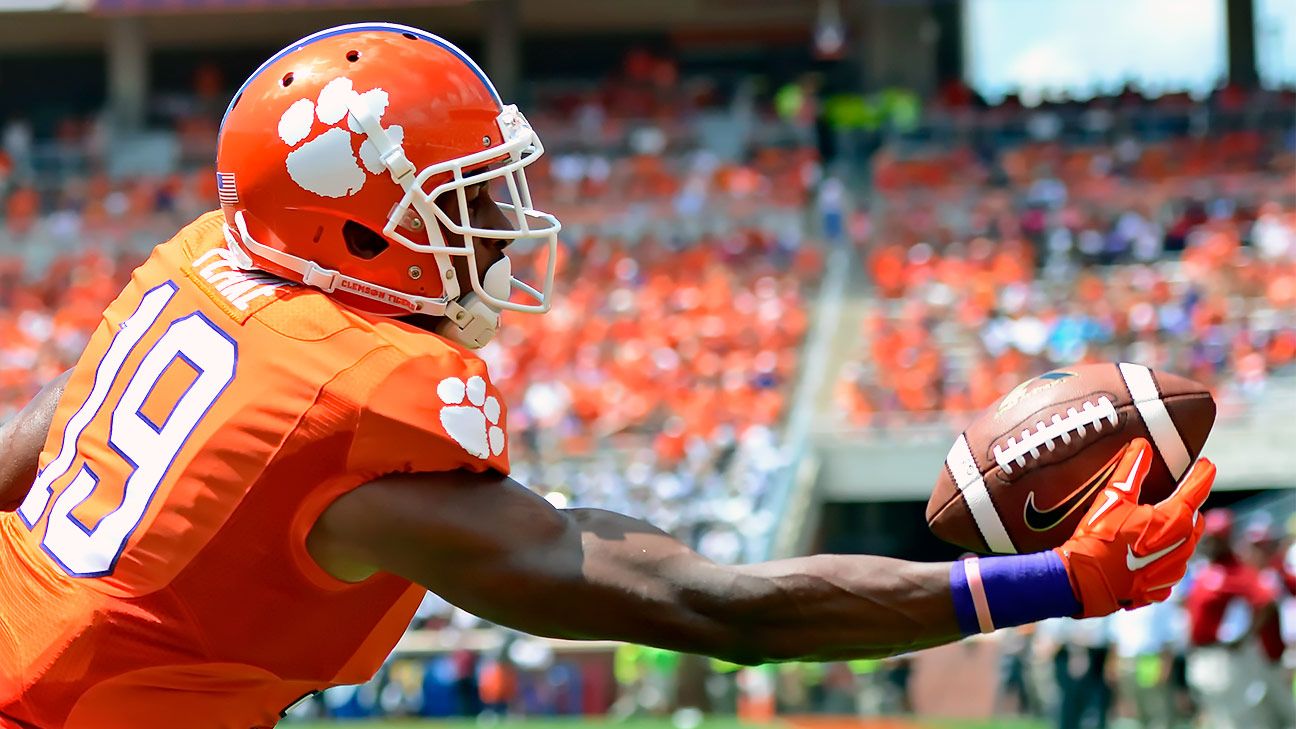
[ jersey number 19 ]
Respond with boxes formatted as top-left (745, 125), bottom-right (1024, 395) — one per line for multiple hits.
top-left (18, 281), bottom-right (237, 577)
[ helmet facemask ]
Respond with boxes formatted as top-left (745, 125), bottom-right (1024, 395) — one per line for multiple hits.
top-left (355, 102), bottom-right (559, 310)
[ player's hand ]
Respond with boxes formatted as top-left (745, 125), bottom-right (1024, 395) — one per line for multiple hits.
top-left (1055, 438), bottom-right (1215, 618)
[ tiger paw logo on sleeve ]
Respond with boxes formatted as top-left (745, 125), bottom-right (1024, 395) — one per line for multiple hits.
top-left (437, 375), bottom-right (506, 459)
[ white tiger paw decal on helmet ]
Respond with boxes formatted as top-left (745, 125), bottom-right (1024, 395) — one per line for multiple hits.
top-left (437, 375), bottom-right (506, 460)
top-left (277, 76), bottom-right (405, 198)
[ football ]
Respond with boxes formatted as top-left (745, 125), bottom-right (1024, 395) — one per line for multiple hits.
top-left (926, 363), bottom-right (1216, 555)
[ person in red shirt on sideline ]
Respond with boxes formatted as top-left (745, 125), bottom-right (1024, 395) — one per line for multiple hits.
top-left (1184, 509), bottom-right (1281, 729)
top-left (1242, 520), bottom-right (1296, 728)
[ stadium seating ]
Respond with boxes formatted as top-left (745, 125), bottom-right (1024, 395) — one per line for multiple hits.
top-left (836, 128), bottom-right (1296, 428)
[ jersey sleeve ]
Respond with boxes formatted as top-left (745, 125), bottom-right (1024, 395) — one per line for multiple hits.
top-left (347, 347), bottom-right (511, 478)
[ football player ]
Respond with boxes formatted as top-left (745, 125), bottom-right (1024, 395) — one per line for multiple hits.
top-left (0, 23), bottom-right (1216, 728)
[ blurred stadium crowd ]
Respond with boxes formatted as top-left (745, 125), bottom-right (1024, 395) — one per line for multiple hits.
top-left (2, 39), bottom-right (1296, 727)
top-left (837, 116), bottom-right (1296, 427)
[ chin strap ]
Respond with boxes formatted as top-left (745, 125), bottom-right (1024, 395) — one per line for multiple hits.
top-left (435, 257), bottom-right (512, 349)
top-left (437, 296), bottom-right (498, 349)
top-left (225, 212), bottom-right (507, 349)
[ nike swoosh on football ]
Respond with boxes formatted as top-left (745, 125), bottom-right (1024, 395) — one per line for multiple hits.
top-left (1126, 539), bottom-right (1187, 571)
top-left (1023, 452), bottom-right (1123, 532)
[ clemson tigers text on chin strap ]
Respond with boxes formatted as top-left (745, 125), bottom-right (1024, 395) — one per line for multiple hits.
top-left (436, 256), bottom-right (512, 349)
top-left (224, 212), bottom-right (507, 350)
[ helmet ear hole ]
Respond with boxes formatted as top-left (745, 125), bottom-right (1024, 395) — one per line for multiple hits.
top-left (342, 220), bottom-right (390, 261)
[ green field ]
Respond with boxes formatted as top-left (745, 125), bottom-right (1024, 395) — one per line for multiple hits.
top-left (288, 717), bottom-right (1048, 729)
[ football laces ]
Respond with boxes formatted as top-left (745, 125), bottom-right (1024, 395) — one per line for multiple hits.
top-left (994, 396), bottom-right (1119, 475)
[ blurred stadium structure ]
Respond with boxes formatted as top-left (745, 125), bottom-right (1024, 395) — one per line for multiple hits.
top-left (1, 0), bottom-right (1295, 726)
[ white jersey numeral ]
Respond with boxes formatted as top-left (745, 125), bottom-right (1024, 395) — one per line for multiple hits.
top-left (17, 282), bottom-right (237, 577)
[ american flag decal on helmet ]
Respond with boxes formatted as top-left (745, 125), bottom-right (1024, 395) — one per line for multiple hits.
top-left (216, 172), bottom-right (239, 206)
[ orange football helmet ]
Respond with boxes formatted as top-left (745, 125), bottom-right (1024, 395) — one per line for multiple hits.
top-left (216, 23), bottom-right (559, 347)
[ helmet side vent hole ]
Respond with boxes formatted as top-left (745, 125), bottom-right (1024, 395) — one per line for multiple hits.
top-left (281, 72), bottom-right (294, 87)
top-left (342, 220), bottom-right (389, 261)
top-left (402, 32), bottom-right (417, 40)
top-left (312, 226), bottom-right (324, 244)
top-left (346, 50), bottom-right (360, 63)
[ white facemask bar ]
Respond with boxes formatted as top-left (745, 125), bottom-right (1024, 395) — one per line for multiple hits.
top-left (349, 102), bottom-right (560, 314)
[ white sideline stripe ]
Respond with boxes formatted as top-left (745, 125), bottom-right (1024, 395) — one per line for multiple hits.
top-left (1118, 363), bottom-right (1192, 479)
top-left (947, 434), bottom-right (1017, 554)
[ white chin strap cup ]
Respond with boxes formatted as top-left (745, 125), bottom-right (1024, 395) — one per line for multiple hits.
top-left (436, 257), bottom-right (511, 349)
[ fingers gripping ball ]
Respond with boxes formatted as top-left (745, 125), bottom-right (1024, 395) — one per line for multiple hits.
top-left (1056, 438), bottom-right (1216, 618)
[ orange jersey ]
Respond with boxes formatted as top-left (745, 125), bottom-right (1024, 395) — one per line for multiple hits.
top-left (0, 212), bottom-right (510, 728)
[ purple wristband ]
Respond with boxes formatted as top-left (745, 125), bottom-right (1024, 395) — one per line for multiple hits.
top-left (949, 552), bottom-right (1081, 635)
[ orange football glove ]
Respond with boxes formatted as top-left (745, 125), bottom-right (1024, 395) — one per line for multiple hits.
top-left (1056, 437), bottom-right (1216, 618)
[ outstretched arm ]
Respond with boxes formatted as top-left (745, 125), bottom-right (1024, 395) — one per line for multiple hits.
top-left (310, 470), bottom-right (959, 663)
top-left (308, 440), bottom-right (1213, 665)
top-left (0, 370), bottom-right (71, 512)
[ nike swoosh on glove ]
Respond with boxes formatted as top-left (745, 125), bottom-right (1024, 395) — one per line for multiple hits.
top-left (1055, 437), bottom-right (1216, 618)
